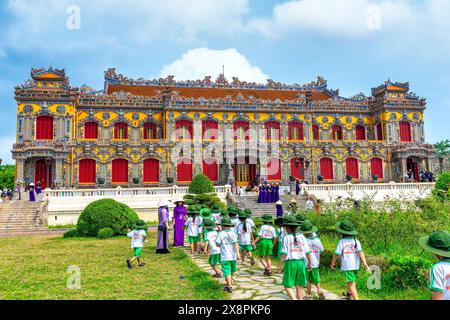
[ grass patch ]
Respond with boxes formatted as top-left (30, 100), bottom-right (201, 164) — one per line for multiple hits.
top-left (48, 224), bottom-right (76, 229)
top-left (0, 232), bottom-right (226, 300)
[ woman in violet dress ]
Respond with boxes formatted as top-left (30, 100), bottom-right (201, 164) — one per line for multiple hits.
top-left (275, 200), bottom-right (283, 218)
top-left (35, 181), bottom-right (42, 195)
top-left (172, 199), bottom-right (187, 247)
top-left (273, 183), bottom-right (280, 203)
top-left (156, 199), bottom-right (171, 254)
top-left (296, 179), bottom-right (300, 195)
top-left (268, 184), bottom-right (274, 203)
top-left (257, 184), bottom-right (263, 203)
top-left (29, 183), bottom-right (36, 202)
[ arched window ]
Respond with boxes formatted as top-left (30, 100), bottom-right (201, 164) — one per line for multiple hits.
top-left (376, 123), bottom-right (383, 141)
top-left (288, 122), bottom-right (304, 141)
top-left (175, 120), bottom-right (193, 140)
top-left (265, 121), bottom-right (280, 141)
top-left (345, 158), bottom-right (359, 179)
top-left (370, 158), bottom-right (383, 179)
top-left (312, 124), bottom-right (320, 140)
top-left (143, 122), bottom-right (157, 140)
top-left (143, 158), bottom-right (159, 183)
top-left (399, 121), bottom-right (412, 142)
top-left (78, 159), bottom-right (96, 184)
top-left (36, 116), bottom-right (54, 140)
top-left (112, 159), bottom-right (129, 183)
top-left (355, 125), bottom-right (366, 141)
top-left (290, 158), bottom-right (304, 180)
top-left (84, 122), bottom-right (98, 139)
top-left (267, 158), bottom-right (281, 181)
top-left (177, 158), bottom-right (193, 182)
top-left (332, 125), bottom-right (343, 141)
top-left (202, 120), bottom-right (218, 140)
top-left (320, 158), bottom-right (334, 180)
top-left (203, 158), bottom-right (218, 181)
top-left (233, 121), bottom-right (249, 141)
top-left (114, 122), bottom-right (128, 139)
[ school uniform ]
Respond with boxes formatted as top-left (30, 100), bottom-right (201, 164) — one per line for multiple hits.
top-left (257, 224), bottom-right (277, 256)
top-left (306, 235), bottom-right (324, 284)
top-left (429, 259), bottom-right (450, 300)
top-left (206, 230), bottom-right (221, 266)
top-left (231, 217), bottom-right (240, 233)
top-left (127, 229), bottom-right (147, 257)
top-left (185, 216), bottom-right (202, 243)
top-left (236, 222), bottom-right (253, 252)
top-left (281, 233), bottom-right (311, 288)
top-left (216, 230), bottom-right (239, 277)
top-left (334, 237), bottom-right (363, 283)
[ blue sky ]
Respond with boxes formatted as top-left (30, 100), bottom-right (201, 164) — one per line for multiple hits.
top-left (0, 0), bottom-right (449, 164)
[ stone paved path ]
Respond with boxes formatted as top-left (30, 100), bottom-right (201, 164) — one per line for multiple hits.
top-left (186, 250), bottom-right (342, 300)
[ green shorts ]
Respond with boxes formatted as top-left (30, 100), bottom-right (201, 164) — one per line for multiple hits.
top-left (208, 254), bottom-right (221, 266)
top-left (133, 247), bottom-right (143, 257)
top-left (240, 244), bottom-right (253, 252)
top-left (258, 238), bottom-right (273, 257)
top-left (343, 270), bottom-right (358, 283)
top-left (221, 260), bottom-right (237, 277)
top-left (282, 259), bottom-right (307, 288)
top-left (188, 235), bottom-right (201, 243)
top-left (307, 267), bottom-right (321, 285)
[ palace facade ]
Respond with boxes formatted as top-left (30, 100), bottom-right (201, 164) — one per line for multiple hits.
top-left (12, 67), bottom-right (437, 189)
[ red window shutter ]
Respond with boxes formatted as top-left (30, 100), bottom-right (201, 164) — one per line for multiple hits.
top-left (175, 120), bottom-right (193, 140)
top-left (143, 122), bottom-right (157, 140)
top-left (370, 158), bottom-right (383, 179)
top-left (313, 125), bottom-right (320, 140)
top-left (112, 159), bottom-right (128, 183)
top-left (79, 159), bottom-right (96, 184)
top-left (288, 121), bottom-right (304, 140)
top-left (376, 123), bottom-right (383, 141)
top-left (345, 158), bottom-right (359, 179)
top-left (265, 121), bottom-right (280, 140)
top-left (202, 120), bottom-right (218, 140)
top-left (355, 125), bottom-right (366, 140)
top-left (177, 158), bottom-right (192, 182)
top-left (84, 122), bottom-right (98, 139)
top-left (332, 125), bottom-right (343, 140)
top-left (290, 158), bottom-right (304, 179)
top-left (36, 116), bottom-right (54, 140)
top-left (320, 158), bottom-right (334, 180)
top-left (114, 122), bottom-right (128, 139)
top-left (203, 159), bottom-right (218, 181)
top-left (143, 158), bottom-right (159, 183)
top-left (267, 158), bottom-right (281, 181)
top-left (399, 122), bottom-right (411, 142)
top-left (233, 121), bottom-right (249, 140)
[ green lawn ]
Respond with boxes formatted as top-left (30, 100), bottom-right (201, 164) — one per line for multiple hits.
top-left (0, 232), bottom-right (227, 300)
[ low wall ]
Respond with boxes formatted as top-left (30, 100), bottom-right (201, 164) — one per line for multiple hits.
top-left (301, 182), bottom-right (435, 203)
top-left (44, 185), bottom-right (231, 226)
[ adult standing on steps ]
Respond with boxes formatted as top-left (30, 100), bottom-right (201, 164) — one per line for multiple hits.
top-left (29, 183), bottom-right (36, 202)
top-left (156, 199), bottom-right (171, 254)
top-left (172, 198), bottom-right (187, 247)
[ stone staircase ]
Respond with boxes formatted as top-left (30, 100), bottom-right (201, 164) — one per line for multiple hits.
top-left (235, 194), bottom-right (307, 217)
top-left (0, 200), bottom-right (46, 234)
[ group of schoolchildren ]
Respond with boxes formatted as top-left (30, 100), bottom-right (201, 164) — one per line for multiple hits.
top-left (126, 203), bottom-right (450, 300)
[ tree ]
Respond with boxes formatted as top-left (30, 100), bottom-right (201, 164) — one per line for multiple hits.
top-left (0, 165), bottom-right (15, 190)
top-left (434, 139), bottom-right (450, 157)
top-left (184, 174), bottom-right (225, 209)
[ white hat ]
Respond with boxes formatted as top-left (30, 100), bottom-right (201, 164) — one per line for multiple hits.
top-left (291, 199), bottom-right (297, 203)
top-left (29, 183), bottom-right (35, 186)
top-left (275, 200), bottom-right (283, 205)
top-left (158, 199), bottom-right (171, 207)
top-left (174, 198), bottom-right (185, 205)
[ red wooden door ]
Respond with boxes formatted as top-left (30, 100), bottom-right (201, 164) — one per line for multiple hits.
top-left (143, 158), bottom-right (159, 183)
top-left (267, 158), bottom-right (281, 181)
top-left (370, 158), bottom-right (383, 179)
top-left (202, 159), bottom-right (218, 181)
top-left (320, 158), bottom-right (333, 180)
top-left (290, 158), bottom-right (304, 179)
top-left (177, 158), bottom-right (192, 182)
top-left (112, 159), bottom-right (129, 183)
top-left (78, 159), bottom-right (96, 184)
top-left (346, 158), bottom-right (359, 179)
top-left (35, 159), bottom-right (52, 189)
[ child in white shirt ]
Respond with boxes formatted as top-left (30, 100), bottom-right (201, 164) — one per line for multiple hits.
top-left (236, 212), bottom-right (255, 265)
top-left (253, 214), bottom-right (277, 276)
top-left (126, 220), bottom-right (147, 269)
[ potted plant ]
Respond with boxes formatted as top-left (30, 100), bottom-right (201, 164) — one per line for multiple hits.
top-left (289, 175), bottom-right (296, 182)
top-left (317, 175), bottom-right (324, 182)
top-left (346, 175), bottom-right (353, 182)
top-left (97, 176), bottom-right (105, 185)
top-left (372, 174), bottom-right (379, 182)
top-left (132, 177), bottom-right (140, 185)
top-left (167, 176), bottom-right (174, 184)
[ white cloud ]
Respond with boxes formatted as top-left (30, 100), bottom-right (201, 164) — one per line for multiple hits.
top-left (160, 48), bottom-right (269, 83)
top-left (0, 137), bottom-right (15, 165)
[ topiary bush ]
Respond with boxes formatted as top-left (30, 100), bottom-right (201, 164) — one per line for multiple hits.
top-left (76, 199), bottom-right (139, 237)
top-left (188, 174), bottom-right (215, 194)
top-left (97, 227), bottom-right (114, 239)
top-left (434, 171), bottom-right (450, 199)
top-left (63, 229), bottom-right (79, 238)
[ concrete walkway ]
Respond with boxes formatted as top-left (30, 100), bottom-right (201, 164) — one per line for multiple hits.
top-left (187, 250), bottom-right (341, 300)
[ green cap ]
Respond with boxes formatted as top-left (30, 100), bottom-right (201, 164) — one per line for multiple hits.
top-left (282, 215), bottom-right (300, 226)
top-left (219, 216), bottom-right (235, 227)
top-left (203, 219), bottom-right (217, 230)
top-left (295, 214), bottom-right (307, 223)
top-left (238, 211), bottom-right (248, 219)
top-left (244, 208), bottom-right (252, 216)
top-left (335, 220), bottom-right (358, 236)
top-left (419, 231), bottom-right (450, 258)
top-left (261, 214), bottom-right (273, 223)
top-left (211, 204), bottom-right (220, 213)
top-left (299, 220), bottom-right (318, 234)
top-left (200, 208), bottom-right (212, 219)
top-left (134, 219), bottom-right (147, 230)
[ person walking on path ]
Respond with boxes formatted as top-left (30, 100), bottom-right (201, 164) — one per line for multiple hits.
top-left (172, 199), bottom-right (187, 247)
top-left (203, 219), bottom-right (222, 278)
top-left (253, 214), bottom-right (277, 276)
top-left (418, 231), bottom-right (450, 300)
top-left (276, 200), bottom-right (283, 218)
top-left (126, 220), bottom-right (148, 269)
top-left (29, 183), bottom-right (36, 202)
top-left (185, 206), bottom-right (202, 255)
top-left (331, 220), bottom-right (370, 300)
top-left (236, 211), bottom-right (255, 265)
top-left (277, 215), bottom-right (312, 300)
top-left (156, 199), bottom-right (171, 254)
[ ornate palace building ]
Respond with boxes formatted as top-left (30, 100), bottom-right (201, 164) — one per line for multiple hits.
top-left (12, 67), bottom-right (436, 189)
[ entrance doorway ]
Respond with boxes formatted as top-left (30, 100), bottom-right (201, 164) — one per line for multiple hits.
top-left (35, 158), bottom-right (53, 189)
top-left (234, 157), bottom-right (257, 186)
top-left (406, 157), bottom-right (419, 182)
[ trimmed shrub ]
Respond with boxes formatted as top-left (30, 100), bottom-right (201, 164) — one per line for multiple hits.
top-left (97, 227), bottom-right (114, 239)
top-left (434, 171), bottom-right (450, 199)
top-left (76, 199), bottom-right (139, 237)
top-left (188, 174), bottom-right (215, 194)
top-left (63, 229), bottom-right (79, 238)
top-left (385, 256), bottom-right (432, 289)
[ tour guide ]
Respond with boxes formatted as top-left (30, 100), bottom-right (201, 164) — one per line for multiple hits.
top-left (156, 199), bottom-right (171, 254)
